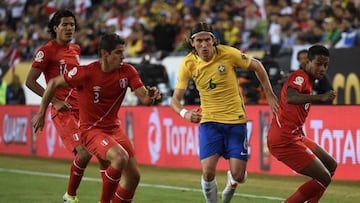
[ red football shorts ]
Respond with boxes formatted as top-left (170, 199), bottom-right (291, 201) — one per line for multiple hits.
top-left (267, 129), bottom-right (317, 173)
top-left (51, 107), bottom-right (80, 154)
top-left (80, 126), bottom-right (135, 161)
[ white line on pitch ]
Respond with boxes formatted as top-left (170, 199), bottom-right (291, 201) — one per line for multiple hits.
top-left (0, 167), bottom-right (284, 201)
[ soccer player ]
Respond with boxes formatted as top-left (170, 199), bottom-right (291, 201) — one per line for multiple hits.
top-left (170, 22), bottom-right (279, 203)
top-left (32, 33), bottom-right (161, 203)
top-left (267, 44), bottom-right (337, 203)
top-left (296, 49), bottom-right (333, 104)
top-left (25, 9), bottom-right (92, 203)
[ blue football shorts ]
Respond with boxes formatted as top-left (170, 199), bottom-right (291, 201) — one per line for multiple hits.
top-left (199, 122), bottom-right (248, 161)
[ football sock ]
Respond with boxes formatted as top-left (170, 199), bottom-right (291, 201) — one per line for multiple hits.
top-left (201, 176), bottom-right (218, 203)
top-left (285, 179), bottom-right (326, 203)
top-left (307, 170), bottom-right (334, 203)
top-left (112, 186), bottom-right (135, 203)
top-left (100, 166), bottom-right (122, 203)
top-left (307, 190), bottom-right (325, 203)
top-left (67, 159), bottom-right (86, 196)
top-left (99, 164), bottom-right (108, 182)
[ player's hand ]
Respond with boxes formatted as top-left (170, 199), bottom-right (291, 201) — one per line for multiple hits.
top-left (147, 86), bottom-right (162, 100)
top-left (32, 113), bottom-right (45, 133)
top-left (320, 90), bottom-right (336, 102)
top-left (185, 108), bottom-right (202, 123)
top-left (266, 92), bottom-right (279, 115)
top-left (52, 99), bottom-right (72, 112)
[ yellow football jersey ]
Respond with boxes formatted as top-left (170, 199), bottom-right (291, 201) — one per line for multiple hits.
top-left (175, 45), bottom-right (252, 124)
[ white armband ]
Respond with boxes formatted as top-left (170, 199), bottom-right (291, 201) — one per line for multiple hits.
top-left (179, 109), bottom-right (188, 118)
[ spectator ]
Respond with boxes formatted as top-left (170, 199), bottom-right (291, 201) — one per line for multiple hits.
top-left (152, 11), bottom-right (179, 56)
top-left (0, 69), bottom-right (7, 105)
top-left (6, 73), bottom-right (25, 104)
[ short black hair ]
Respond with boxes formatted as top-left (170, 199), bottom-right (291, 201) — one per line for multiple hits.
top-left (308, 44), bottom-right (330, 61)
top-left (47, 9), bottom-right (77, 39)
top-left (98, 33), bottom-right (125, 57)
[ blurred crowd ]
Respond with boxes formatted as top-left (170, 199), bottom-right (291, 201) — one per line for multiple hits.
top-left (0, 0), bottom-right (360, 66)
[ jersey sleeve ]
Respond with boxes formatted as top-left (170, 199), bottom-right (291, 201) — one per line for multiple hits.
top-left (126, 64), bottom-right (144, 91)
top-left (64, 65), bottom-right (85, 88)
top-left (287, 71), bottom-right (308, 92)
top-left (230, 47), bottom-right (252, 69)
top-left (31, 46), bottom-right (50, 71)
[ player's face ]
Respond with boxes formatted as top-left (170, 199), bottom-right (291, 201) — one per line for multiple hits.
top-left (105, 44), bottom-right (125, 72)
top-left (54, 17), bottom-right (76, 45)
top-left (191, 33), bottom-right (215, 62)
top-left (308, 55), bottom-right (329, 80)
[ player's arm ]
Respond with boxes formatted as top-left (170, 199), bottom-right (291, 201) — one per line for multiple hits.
top-left (32, 76), bottom-right (69, 132)
top-left (171, 88), bottom-right (202, 123)
top-left (248, 58), bottom-right (279, 114)
top-left (286, 87), bottom-right (336, 104)
top-left (134, 86), bottom-right (161, 106)
top-left (25, 67), bottom-right (61, 105)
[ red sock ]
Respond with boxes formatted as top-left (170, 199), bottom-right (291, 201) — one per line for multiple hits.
top-left (99, 164), bottom-right (108, 182)
top-left (100, 166), bottom-right (122, 203)
top-left (112, 186), bottom-right (135, 203)
top-left (285, 180), bottom-right (326, 203)
top-left (307, 190), bottom-right (325, 203)
top-left (67, 159), bottom-right (86, 196)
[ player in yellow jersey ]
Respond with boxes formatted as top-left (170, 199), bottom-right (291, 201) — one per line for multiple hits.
top-left (170, 22), bottom-right (279, 203)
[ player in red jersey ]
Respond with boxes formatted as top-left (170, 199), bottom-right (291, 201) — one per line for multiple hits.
top-left (32, 33), bottom-right (161, 203)
top-left (25, 9), bottom-right (93, 203)
top-left (267, 44), bottom-right (337, 203)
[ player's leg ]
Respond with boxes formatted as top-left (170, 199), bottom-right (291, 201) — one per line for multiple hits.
top-left (112, 157), bottom-right (140, 203)
top-left (112, 131), bottom-right (140, 203)
top-left (304, 137), bottom-right (337, 203)
top-left (199, 122), bottom-right (223, 203)
top-left (100, 143), bottom-right (129, 203)
top-left (280, 138), bottom-right (332, 203)
top-left (201, 154), bottom-right (220, 203)
top-left (52, 109), bottom-right (91, 202)
top-left (63, 144), bottom-right (92, 202)
top-left (222, 123), bottom-right (248, 203)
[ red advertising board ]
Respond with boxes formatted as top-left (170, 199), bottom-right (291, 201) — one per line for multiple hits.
top-left (0, 105), bottom-right (359, 180)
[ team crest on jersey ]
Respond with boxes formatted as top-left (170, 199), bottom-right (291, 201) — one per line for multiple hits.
top-left (119, 78), bottom-right (128, 88)
top-left (34, 51), bottom-right (44, 62)
top-left (218, 65), bottom-right (226, 74)
top-left (67, 67), bottom-right (77, 78)
top-left (293, 76), bottom-right (304, 86)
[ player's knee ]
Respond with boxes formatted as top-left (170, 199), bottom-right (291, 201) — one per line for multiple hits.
top-left (76, 146), bottom-right (92, 164)
top-left (328, 159), bottom-right (338, 176)
top-left (202, 171), bottom-right (216, 181)
top-left (108, 147), bottom-right (129, 170)
top-left (238, 171), bottom-right (247, 183)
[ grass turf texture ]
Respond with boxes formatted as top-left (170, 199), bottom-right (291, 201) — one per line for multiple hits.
top-left (0, 154), bottom-right (359, 203)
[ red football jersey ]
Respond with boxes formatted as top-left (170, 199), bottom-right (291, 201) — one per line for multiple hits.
top-left (31, 40), bottom-right (80, 109)
top-left (271, 69), bottom-right (313, 133)
top-left (64, 61), bottom-right (144, 131)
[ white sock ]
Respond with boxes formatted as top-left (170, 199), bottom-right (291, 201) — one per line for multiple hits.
top-left (201, 176), bottom-right (218, 203)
